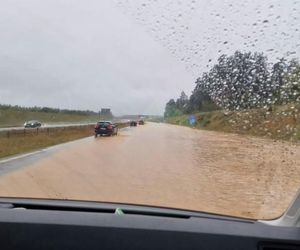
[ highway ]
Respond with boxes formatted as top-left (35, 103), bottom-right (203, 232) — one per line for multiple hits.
top-left (0, 123), bottom-right (94, 132)
top-left (0, 119), bottom-right (128, 132)
top-left (0, 122), bottom-right (299, 219)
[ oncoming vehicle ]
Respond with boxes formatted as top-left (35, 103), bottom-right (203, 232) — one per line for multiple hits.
top-left (94, 121), bottom-right (118, 137)
top-left (24, 120), bottom-right (42, 128)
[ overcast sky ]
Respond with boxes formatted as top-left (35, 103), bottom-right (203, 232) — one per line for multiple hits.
top-left (0, 0), bottom-right (299, 115)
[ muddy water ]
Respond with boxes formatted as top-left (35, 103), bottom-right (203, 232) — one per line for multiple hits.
top-left (0, 122), bottom-right (299, 219)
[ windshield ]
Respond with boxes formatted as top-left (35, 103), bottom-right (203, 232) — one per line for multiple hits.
top-left (0, 0), bottom-right (299, 220)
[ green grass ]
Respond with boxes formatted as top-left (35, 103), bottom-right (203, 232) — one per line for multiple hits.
top-left (0, 122), bottom-right (129, 158)
top-left (0, 127), bottom-right (94, 158)
top-left (296, 125), bottom-right (300, 140)
top-left (199, 116), bottom-right (211, 127)
top-left (0, 109), bottom-right (100, 128)
top-left (165, 103), bottom-right (300, 142)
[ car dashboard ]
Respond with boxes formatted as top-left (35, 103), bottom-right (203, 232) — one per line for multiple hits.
top-left (0, 198), bottom-right (300, 250)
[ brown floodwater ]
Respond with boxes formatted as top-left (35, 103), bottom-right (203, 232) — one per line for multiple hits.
top-left (0, 122), bottom-right (299, 219)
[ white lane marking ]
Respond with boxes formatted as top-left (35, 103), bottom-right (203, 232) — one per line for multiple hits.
top-left (0, 150), bottom-right (43, 164)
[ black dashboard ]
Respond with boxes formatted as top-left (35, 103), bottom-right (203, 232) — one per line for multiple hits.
top-left (0, 198), bottom-right (299, 250)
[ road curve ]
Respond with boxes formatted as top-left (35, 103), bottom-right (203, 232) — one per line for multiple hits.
top-left (0, 122), bottom-right (299, 219)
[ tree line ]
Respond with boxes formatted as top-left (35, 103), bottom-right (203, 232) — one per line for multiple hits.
top-left (0, 104), bottom-right (97, 116)
top-left (165, 51), bottom-right (300, 117)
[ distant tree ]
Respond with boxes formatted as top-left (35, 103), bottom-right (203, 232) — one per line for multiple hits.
top-left (175, 91), bottom-right (189, 112)
top-left (281, 59), bottom-right (300, 103)
top-left (164, 98), bottom-right (182, 117)
top-left (269, 58), bottom-right (300, 104)
top-left (270, 58), bottom-right (288, 104)
top-left (0, 104), bottom-right (97, 116)
top-left (196, 51), bottom-right (271, 110)
top-left (188, 75), bottom-right (219, 112)
top-left (164, 51), bottom-right (300, 117)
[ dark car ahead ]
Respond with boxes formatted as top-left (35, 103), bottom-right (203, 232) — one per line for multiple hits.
top-left (130, 121), bottom-right (137, 126)
top-left (138, 120), bottom-right (144, 125)
top-left (95, 121), bottom-right (118, 137)
top-left (24, 120), bottom-right (42, 128)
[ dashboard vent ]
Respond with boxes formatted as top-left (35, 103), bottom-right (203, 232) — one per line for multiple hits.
top-left (259, 242), bottom-right (300, 250)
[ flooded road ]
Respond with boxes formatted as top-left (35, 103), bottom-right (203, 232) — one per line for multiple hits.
top-left (0, 122), bottom-right (299, 219)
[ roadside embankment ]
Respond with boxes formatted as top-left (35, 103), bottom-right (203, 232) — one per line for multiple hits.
top-left (165, 103), bottom-right (300, 141)
top-left (0, 122), bottom-right (129, 158)
top-left (0, 108), bottom-right (100, 128)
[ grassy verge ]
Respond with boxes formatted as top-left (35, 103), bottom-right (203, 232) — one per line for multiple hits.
top-left (165, 103), bottom-right (300, 141)
top-left (0, 109), bottom-right (99, 128)
top-left (0, 127), bottom-right (94, 158)
top-left (0, 123), bottom-right (129, 158)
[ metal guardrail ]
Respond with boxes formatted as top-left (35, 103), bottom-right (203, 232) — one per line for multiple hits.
top-left (0, 122), bottom-right (129, 139)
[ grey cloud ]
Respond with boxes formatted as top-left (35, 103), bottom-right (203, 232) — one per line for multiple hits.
top-left (1, 0), bottom-right (299, 115)
top-left (0, 0), bottom-right (194, 115)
